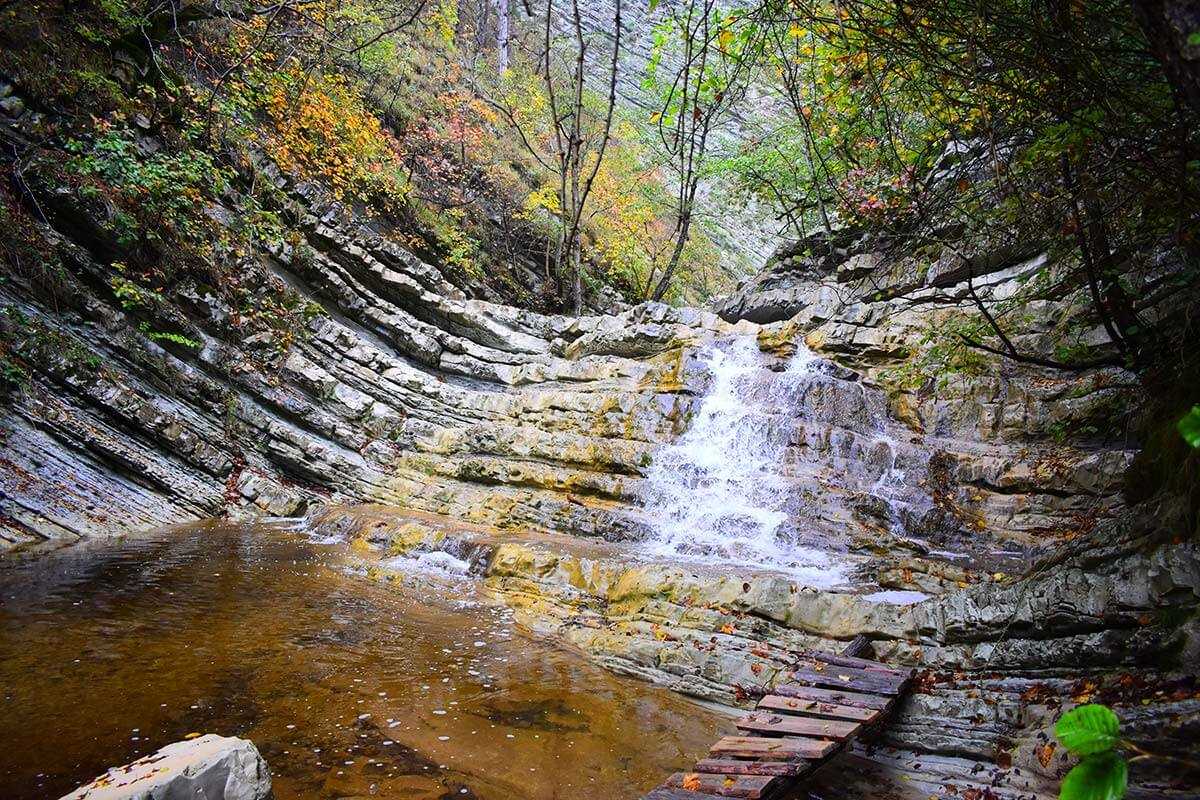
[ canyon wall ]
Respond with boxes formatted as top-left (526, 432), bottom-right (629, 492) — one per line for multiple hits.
top-left (2, 85), bottom-right (1196, 800)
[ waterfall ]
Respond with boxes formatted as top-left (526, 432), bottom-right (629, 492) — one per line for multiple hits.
top-left (640, 336), bottom-right (925, 584)
top-left (639, 337), bottom-right (844, 584)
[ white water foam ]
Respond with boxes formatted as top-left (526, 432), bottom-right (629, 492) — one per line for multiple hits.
top-left (381, 550), bottom-right (473, 577)
top-left (640, 337), bottom-right (847, 585)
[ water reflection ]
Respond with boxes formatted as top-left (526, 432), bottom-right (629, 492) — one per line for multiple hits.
top-left (0, 521), bottom-right (729, 799)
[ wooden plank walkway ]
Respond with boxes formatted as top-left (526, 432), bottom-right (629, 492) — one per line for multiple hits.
top-left (642, 636), bottom-right (913, 800)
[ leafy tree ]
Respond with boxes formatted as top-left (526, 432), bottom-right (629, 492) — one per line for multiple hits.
top-left (643, 0), bottom-right (759, 301)
top-left (486, 0), bottom-right (624, 312)
top-left (717, 0), bottom-right (1199, 368)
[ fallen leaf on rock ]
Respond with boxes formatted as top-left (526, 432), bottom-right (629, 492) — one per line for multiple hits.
top-left (1037, 741), bottom-right (1056, 768)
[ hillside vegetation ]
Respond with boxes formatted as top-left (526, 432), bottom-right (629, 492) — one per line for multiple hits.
top-left (0, 0), bottom-right (1197, 367)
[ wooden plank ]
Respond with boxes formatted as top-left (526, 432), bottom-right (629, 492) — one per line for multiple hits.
top-left (665, 772), bottom-right (783, 799)
top-left (756, 693), bottom-right (881, 723)
top-left (735, 712), bottom-right (858, 739)
top-left (839, 634), bottom-right (871, 658)
top-left (709, 735), bottom-right (837, 760)
top-left (769, 683), bottom-right (892, 710)
top-left (639, 643), bottom-right (916, 800)
top-left (805, 649), bottom-right (912, 678)
top-left (793, 658), bottom-right (910, 687)
top-left (789, 666), bottom-right (905, 695)
top-left (692, 758), bottom-right (812, 777)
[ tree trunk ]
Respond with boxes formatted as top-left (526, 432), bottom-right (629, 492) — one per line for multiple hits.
top-left (495, 0), bottom-right (510, 74)
top-left (1132, 0), bottom-right (1200, 114)
top-left (571, 236), bottom-right (584, 315)
top-left (651, 207), bottom-right (693, 302)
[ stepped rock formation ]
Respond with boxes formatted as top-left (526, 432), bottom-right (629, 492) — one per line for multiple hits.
top-left (0, 144), bottom-right (1134, 555)
top-left (2, 94), bottom-right (1195, 800)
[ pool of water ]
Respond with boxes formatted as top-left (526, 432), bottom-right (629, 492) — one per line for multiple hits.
top-left (0, 521), bottom-right (731, 799)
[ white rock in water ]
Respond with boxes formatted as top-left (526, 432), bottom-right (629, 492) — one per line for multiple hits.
top-left (59, 734), bottom-right (271, 800)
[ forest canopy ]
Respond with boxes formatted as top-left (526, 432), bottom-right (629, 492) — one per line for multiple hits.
top-left (0, 0), bottom-right (1197, 361)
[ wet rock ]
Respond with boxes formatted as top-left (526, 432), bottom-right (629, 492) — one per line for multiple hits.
top-left (317, 503), bottom-right (1198, 800)
top-left (0, 148), bottom-right (1134, 555)
top-left (60, 734), bottom-right (271, 800)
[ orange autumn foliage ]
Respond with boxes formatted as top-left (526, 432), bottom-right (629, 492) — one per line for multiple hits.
top-left (262, 67), bottom-right (409, 205)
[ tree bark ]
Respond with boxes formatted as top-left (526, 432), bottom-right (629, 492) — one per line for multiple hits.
top-left (1131, 0), bottom-right (1200, 114)
top-left (651, 204), bottom-right (692, 302)
top-left (495, 0), bottom-right (510, 74)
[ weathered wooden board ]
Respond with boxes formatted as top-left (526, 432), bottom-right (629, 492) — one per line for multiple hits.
top-left (788, 666), bottom-right (905, 695)
top-left (801, 649), bottom-right (913, 678)
top-left (643, 788), bottom-right (729, 800)
top-left (767, 682), bottom-right (893, 709)
top-left (839, 634), bottom-right (872, 658)
top-left (793, 659), bottom-right (909, 687)
top-left (692, 758), bottom-right (812, 777)
top-left (756, 693), bottom-right (882, 722)
top-left (708, 735), bottom-right (837, 760)
top-left (735, 712), bottom-right (858, 739)
top-left (664, 772), bottom-right (783, 799)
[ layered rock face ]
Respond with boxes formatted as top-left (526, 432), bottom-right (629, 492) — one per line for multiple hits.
top-left (315, 493), bottom-right (1197, 800)
top-left (0, 140), bottom-right (704, 546)
top-left (0, 166), bottom-right (1132, 560)
top-left (717, 230), bottom-right (1142, 546)
top-left (3, 95), bottom-right (1195, 800)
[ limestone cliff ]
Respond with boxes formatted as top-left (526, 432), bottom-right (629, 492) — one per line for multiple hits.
top-left (1, 74), bottom-right (1196, 800)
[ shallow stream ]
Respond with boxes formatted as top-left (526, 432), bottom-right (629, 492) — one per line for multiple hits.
top-left (0, 521), bottom-right (730, 799)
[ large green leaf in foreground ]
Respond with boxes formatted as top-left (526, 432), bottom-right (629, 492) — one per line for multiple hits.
top-left (1060, 753), bottom-right (1128, 800)
top-left (1055, 704), bottom-right (1120, 756)
top-left (1179, 405), bottom-right (1200, 448)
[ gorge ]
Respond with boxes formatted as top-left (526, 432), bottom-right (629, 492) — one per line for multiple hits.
top-left (1, 2), bottom-right (1199, 800)
top-left (2, 143), bottom-right (1195, 799)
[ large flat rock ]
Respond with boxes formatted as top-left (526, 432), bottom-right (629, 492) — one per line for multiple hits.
top-left (60, 735), bottom-right (271, 800)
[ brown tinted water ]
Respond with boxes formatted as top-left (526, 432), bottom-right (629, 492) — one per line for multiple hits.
top-left (0, 521), bottom-right (731, 799)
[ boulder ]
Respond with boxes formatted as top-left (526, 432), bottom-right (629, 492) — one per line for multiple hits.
top-left (60, 735), bottom-right (271, 800)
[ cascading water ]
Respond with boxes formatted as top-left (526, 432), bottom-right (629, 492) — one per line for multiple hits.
top-left (639, 337), bottom-right (845, 584)
top-left (640, 336), bottom-right (929, 585)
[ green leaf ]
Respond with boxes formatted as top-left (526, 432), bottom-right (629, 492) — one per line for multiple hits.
top-left (1055, 705), bottom-right (1120, 756)
top-left (1060, 753), bottom-right (1127, 800)
top-left (1188, 31), bottom-right (1200, 47)
top-left (1178, 406), bottom-right (1200, 448)
top-left (648, 0), bottom-right (659, 12)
